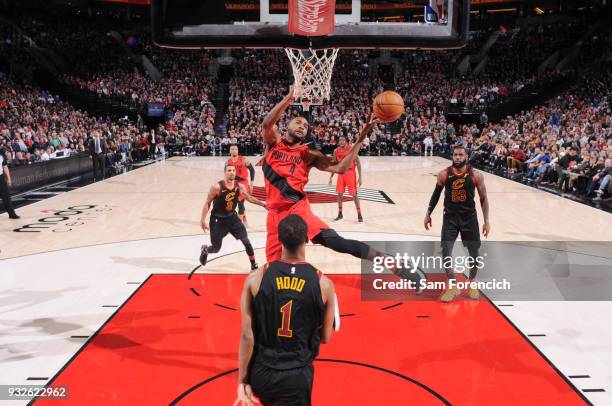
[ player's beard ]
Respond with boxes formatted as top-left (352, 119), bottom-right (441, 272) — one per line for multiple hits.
top-left (286, 130), bottom-right (305, 145)
top-left (452, 159), bottom-right (467, 169)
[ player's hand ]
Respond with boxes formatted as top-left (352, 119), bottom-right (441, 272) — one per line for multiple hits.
top-left (7, 178), bottom-right (12, 188)
top-left (358, 177), bottom-right (363, 187)
top-left (328, 177), bottom-right (332, 186)
top-left (201, 220), bottom-right (209, 233)
top-left (482, 221), bottom-right (490, 238)
top-left (357, 114), bottom-right (381, 143)
top-left (288, 85), bottom-right (302, 101)
top-left (424, 214), bottom-right (432, 231)
top-left (366, 113), bottom-right (381, 128)
top-left (234, 383), bottom-right (257, 406)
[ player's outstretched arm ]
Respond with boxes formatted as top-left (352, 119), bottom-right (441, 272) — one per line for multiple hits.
top-left (319, 274), bottom-right (336, 344)
top-left (236, 275), bottom-right (256, 405)
top-left (239, 184), bottom-right (267, 209)
top-left (424, 169), bottom-right (447, 230)
top-left (262, 87), bottom-right (294, 146)
top-left (200, 184), bottom-right (220, 232)
top-left (474, 171), bottom-right (490, 237)
top-left (308, 116), bottom-right (379, 174)
top-left (243, 157), bottom-right (255, 186)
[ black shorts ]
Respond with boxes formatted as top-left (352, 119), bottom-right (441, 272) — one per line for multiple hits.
top-left (249, 363), bottom-right (314, 406)
top-left (210, 214), bottom-right (247, 246)
top-left (441, 212), bottom-right (481, 254)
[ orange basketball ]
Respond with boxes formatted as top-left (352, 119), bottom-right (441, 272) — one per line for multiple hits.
top-left (373, 91), bottom-right (405, 122)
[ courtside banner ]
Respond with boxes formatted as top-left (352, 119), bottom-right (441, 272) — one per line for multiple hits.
top-left (288, 0), bottom-right (336, 37)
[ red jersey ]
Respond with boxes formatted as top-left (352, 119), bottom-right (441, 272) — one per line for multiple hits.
top-left (334, 144), bottom-right (356, 172)
top-left (226, 155), bottom-right (249, 183)
top-left (263, 139), bottom-right (311, 211)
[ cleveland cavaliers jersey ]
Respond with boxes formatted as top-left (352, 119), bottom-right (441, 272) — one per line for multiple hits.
top-left (263, 139), bottom-right (310, 211)
top-left (444, 165), bottom-right (476, 216)
top-left (211, 180), bottom-right (240, 218)
top-left (226, 156), bottom-right (249, 183)
top-left (252, 261), bottom-right (324, 370)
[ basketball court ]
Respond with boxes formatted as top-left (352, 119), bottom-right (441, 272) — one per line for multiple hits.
top-left (1, 156), bottom-right (611, 405)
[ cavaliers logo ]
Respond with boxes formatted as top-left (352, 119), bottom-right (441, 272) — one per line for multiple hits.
top-left (225, 192), bottom-right (236, 211)
top-left (452, 178), bottom-right (466, 190)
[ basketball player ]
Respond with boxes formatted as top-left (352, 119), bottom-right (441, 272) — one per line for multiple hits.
top-left (236, 215), bottom-right (336, 406)
top-left (424, 145), bottom-right (490, 302)
top-left (260, 87), bottom-right (425, 288)
top-left (226, 145), bottom-right (255, 225)
top-left (199, 165), bottom-right (266, 271)
top-left (328, 135), bottom-right (363, 222)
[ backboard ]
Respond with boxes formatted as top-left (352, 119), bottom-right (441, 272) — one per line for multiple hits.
top-left (151, 0), bottom-right (470, 50)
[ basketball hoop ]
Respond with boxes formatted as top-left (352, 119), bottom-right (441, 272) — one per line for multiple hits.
top-left (285, 48), bottom-right (339, 110)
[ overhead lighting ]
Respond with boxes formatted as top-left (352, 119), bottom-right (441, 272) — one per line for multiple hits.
top-left (534, 7), bottom-right (545, 15)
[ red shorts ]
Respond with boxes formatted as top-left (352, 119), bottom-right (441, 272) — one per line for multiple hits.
top-left (336, 170), bottom-right (357, 196)
top-left (266, 198), bottom-right (329, 262)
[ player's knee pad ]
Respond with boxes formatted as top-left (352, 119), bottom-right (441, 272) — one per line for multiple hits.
top-left (313, 229), bottom-right (370, 259)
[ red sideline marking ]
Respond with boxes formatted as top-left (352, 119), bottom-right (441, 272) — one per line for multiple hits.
top-left (35, 275), bottom-right (586, 405)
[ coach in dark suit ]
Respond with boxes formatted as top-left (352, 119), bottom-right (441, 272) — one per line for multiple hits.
top-left (89, 131), bottom-right (107, 181)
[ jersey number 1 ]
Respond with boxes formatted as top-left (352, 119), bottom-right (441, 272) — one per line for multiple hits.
top-left (277, 300), bottom-right (293, 338)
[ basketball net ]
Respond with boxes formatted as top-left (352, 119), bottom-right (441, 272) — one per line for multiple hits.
top-left (284, 48), bottom-right (339, 111)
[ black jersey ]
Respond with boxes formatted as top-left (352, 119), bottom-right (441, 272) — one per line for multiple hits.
top-left (444, 165), bottom-right (477, 216)
top-left (211, 180), bottom-right (240, 218)
top-left (252, 261), bottom-right (324, 370)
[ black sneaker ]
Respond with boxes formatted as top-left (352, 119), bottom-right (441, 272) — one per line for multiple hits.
top-left (251, 262), bottom-right (259, 271)
top-left (333, 213), bottom-right (343, 222)
top-left (199, 245), bottom-right (209, 266)
top-left (8, 213), bottom-right (20, 219)
top-left (357, 214), bottom-right (364, 223)
top-left (395, 264), bottom-right (427, 295)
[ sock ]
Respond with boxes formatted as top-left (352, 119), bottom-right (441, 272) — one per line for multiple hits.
top-left (249, 255), bottom-right (256, 264)
top-left (357, 208), bottom-right (362, 214)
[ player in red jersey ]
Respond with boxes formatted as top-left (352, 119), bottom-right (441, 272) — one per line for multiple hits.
top-left (328, 135), bottom-right (363, 223)
top-left (226, 145), bottom-right (255, 225)
top-left (259, 87), bottom-right (425, 291)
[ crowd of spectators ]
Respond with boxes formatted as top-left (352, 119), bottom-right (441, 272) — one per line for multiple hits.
top-left (2, 11), bottom-right (610, 202)
top-left (466, 64), bottom-right (611, 200)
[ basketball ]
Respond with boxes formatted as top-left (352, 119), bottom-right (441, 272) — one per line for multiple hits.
top-left (373, 91), bottom-right (405, 122)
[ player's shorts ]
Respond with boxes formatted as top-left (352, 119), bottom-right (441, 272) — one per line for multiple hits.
top-left (441, 212), bottom-right (481, 257)
top-left (210, 214), bottom-right (247, 248)
top-left (266, 199), bottom-right (329, 262)
top-left (336, 170), bottom-right (357, 196)
top-left (250, 362), bottom-right (314, 406)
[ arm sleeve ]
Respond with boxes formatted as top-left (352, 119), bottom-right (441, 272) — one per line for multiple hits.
top-left (428, 184), bottom-right (444, 214)
top-left (247, 164), bottom-right (255, 182)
